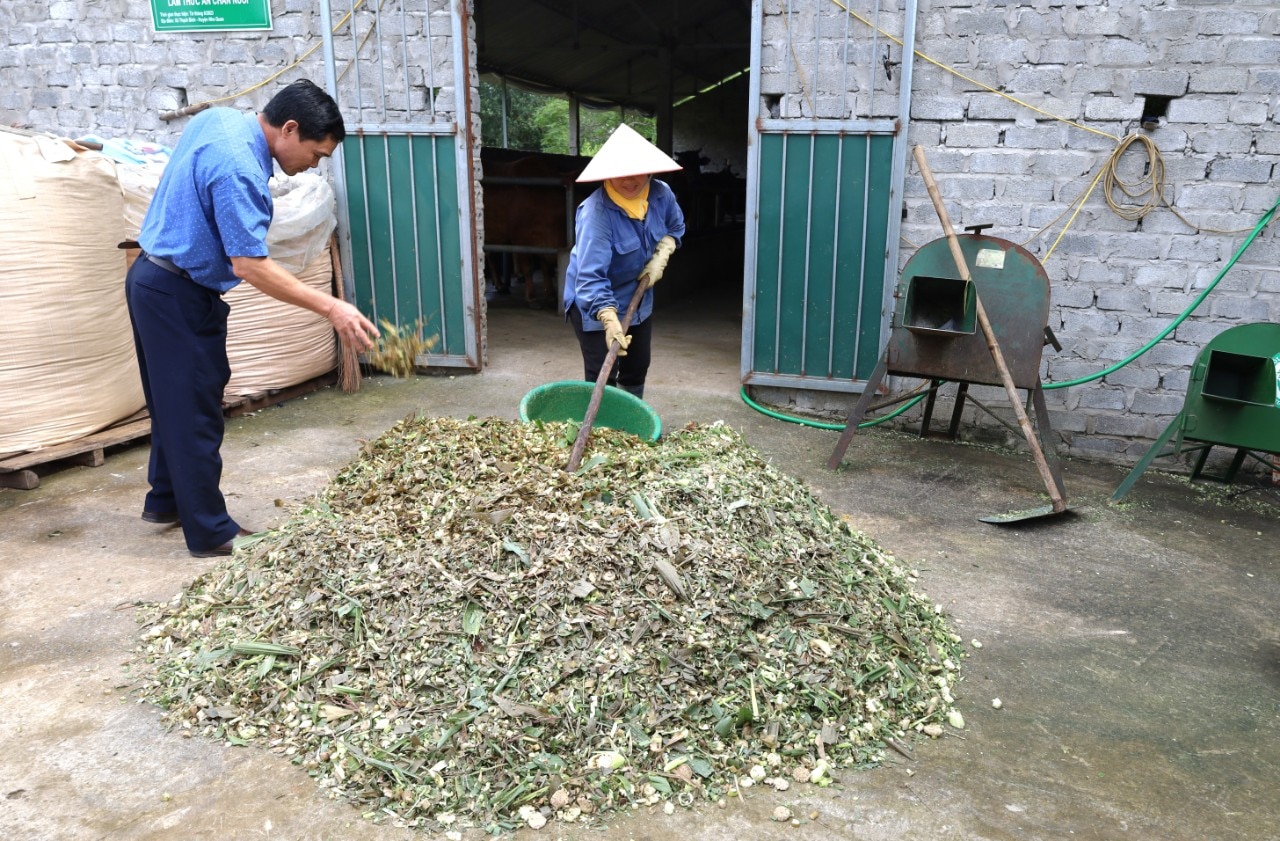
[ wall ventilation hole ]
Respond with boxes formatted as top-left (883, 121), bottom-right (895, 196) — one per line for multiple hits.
top-left (1140, 95), bottom-right (1173, 131)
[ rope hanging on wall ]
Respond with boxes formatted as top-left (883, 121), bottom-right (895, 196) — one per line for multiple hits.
top-left (161, 0), bottom-right (376, 122)
top-left (829, 0), bottom-right (1258, 248)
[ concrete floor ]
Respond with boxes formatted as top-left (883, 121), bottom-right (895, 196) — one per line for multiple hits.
top-left (1, 296), bottom-right (1277, 841)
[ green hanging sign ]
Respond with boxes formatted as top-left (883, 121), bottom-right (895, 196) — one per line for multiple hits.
top-left (150, 0), bottom-right (273, 33)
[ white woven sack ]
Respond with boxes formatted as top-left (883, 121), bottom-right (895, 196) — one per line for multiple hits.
top-left (117, 161), bottom-right (166, 240)
top-left (268, 173), bottom-right (337, 273)
top-left (118, 168), bottom-right (336, 271)
top-left (0, 130), bottom-right (145, 454)
top-left (115, 167), bottom-right (341, 400)
top-left (223, 243), bottom-right (339, 399)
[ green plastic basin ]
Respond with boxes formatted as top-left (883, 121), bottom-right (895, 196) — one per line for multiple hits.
top-left (519, 381), bottom-right (661, 442)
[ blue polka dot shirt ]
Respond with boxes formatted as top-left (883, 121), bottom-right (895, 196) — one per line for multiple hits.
top-left (139, 108), bottom-right (273, 293)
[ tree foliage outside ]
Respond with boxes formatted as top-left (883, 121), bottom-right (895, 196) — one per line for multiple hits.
top-left (478, 80), bottom-right (546, 151)
top-left (480, 79), bottom-right (655, 156)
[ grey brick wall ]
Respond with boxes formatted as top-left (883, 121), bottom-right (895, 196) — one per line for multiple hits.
top-left (894, 0), bottom-right (1279, 474)
top-left (0, 0), bottom-right (462, 147)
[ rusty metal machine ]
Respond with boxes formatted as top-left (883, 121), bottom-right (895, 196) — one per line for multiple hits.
top-left (830, 147), bottom-right (1069, 523)
top-left (882, 225), bottom-right (1057, 429)
top-left (1111, 321), bottom-right (1280, 501)
top-left (828, 225), bottom-right (1067, 522)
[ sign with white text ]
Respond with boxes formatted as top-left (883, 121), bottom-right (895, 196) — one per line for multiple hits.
top-left (150, 0), bottom-right (273, 33)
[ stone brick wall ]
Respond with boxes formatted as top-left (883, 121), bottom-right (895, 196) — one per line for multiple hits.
top-left (901, 0), bottom-right (1279, 467)
top-left (0, 1), bottom-right (463, 146)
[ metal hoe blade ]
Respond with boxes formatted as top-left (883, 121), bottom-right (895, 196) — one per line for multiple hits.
top-left (978, 499), bottom-right (1072, 525)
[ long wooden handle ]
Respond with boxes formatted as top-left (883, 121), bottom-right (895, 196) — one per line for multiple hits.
top-left (565, 276), bottom-right (650, 472)
top-left (159, 102), bottom-right (210, 122)
top-left (912, 146), bottom-right (1065, 511)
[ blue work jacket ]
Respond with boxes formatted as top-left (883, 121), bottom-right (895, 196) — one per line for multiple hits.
top-left (562, 178), bottom-right (685, 330)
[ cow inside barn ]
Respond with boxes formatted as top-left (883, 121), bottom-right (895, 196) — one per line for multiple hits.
top-left (481, 148), bottom-right (589, 309)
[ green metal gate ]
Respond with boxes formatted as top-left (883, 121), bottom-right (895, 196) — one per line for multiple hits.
top-left (744, 0), bottom-right (918, 392)
top-left (320, 0), bottom-right (479, 369)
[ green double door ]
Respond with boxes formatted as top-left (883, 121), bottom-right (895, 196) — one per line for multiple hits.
top-left (342, 133), bottom-right (476, 367)
top-left (747, 133), bottom-right (896, 388)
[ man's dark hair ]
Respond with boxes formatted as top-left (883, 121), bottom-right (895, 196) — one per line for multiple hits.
top-left (263, 79), bottom-right (346, 143)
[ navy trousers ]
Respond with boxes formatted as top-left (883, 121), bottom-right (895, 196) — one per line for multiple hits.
top-left (569, 306), bottom-right (653, 399)
top-left (125, 258), bottom-right (241, 553)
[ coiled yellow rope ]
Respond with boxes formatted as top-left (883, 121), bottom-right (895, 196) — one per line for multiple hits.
top-left (826, 0), bottom-right (1257, 253)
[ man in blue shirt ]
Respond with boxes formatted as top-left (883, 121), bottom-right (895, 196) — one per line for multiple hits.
top-left (563, 123), bottom-right (685, 399)
top-left (126, 79), bottom-right (378, 558)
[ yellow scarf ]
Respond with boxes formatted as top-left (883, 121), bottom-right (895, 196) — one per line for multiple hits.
top-left (605, 180), bottom-right (650, 220)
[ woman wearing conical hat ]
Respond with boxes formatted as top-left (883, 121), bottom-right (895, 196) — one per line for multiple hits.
top-left (563, 123), bottom-right (686, 400)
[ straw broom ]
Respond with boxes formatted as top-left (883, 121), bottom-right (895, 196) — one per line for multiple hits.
top-left (330, 234), bottom-right (363, 393)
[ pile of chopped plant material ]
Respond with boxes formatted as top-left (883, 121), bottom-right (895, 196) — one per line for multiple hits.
top-left (134, 416), bottom-right (964, 833)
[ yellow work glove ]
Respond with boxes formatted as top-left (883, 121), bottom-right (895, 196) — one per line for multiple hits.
top-left (597, 307), bottom-right (630, 356)
top-left (641, 235), bottom-right (677, 288)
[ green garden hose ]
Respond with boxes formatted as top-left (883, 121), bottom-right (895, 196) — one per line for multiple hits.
top-left (741, 195), bottom-right (1280, 427)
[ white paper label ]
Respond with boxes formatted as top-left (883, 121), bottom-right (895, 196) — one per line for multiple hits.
top-left (975, 249), bottom-right (1006, 270)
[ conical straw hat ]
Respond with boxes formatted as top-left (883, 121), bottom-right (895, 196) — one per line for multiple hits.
top-left (576, 123), bottom-right (682, 182)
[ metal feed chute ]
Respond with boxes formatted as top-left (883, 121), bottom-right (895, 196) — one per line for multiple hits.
top-left (888, 230), bottom-right (1052, 395)
top-left (1112, 321), bottom-right (1280, 501)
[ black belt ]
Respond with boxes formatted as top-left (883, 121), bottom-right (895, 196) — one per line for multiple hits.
top-left (141, 251), bottom-right (192, 280)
